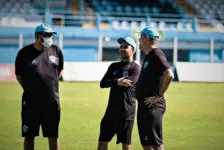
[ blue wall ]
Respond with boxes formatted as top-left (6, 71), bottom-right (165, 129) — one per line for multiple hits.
top-left (63, 46), bottom-right (98, 62)
top-left (189, 49), bottom-right (224, 62)
top-left (0, 46), bottom-right (18, 64)
top-left (0, 46), bottom-right (98, 64)
top-left (1, 26), bottom-right (224, 42)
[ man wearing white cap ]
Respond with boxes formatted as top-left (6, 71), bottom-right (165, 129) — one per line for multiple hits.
top-left (15, 23), bottom-right (63, 150)
top-left (98, 37), bottom-right (141, 150)
top-left (136, 26), bottom-right (174, 150)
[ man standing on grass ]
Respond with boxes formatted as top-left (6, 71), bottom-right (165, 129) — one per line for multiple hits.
top-left (97, 37), bottom-right (141, 150)
top-left (15, 23), bottom-right (63, 150)
top-left (136, 26), bottom-right (174, 150)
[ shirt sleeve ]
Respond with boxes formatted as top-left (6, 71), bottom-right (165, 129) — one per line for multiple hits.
top-left (57, 47), bottom-right (64, 72)
top-left (127, 63), bottom-right (141, 85)
top-left (100, 64), bottom-right (117, 88)
top-left (15, 50), bottom-right (23, 76)
top-left (154, 52), bottom-right (170, 75)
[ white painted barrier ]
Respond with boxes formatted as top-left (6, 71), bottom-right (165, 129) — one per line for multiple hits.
top-left (63, 62), bottom-right (224, 82)
top-left (176, 62), bottom-right (224, 82)
top-left (63, 62), bottom-right (114, 81)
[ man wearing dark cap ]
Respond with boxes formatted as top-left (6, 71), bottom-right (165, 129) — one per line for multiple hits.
top-left (15, 23), bottom-right (63, 150)
top-left (136, 26), bottom-right (174, 150)
top-left (97, 37), bottom-right (141, 150)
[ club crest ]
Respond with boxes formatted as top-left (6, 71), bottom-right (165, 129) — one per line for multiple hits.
top-left (143, 61), bottom-right (148, 69)
top-left (49, 56), bottom-right (56, 63)
top-left (113, 71), bottom-right (117, 76)
top-left (122, 71), bottom-right (129, 77)
top-left (32, 59), bottom-right (37, 64)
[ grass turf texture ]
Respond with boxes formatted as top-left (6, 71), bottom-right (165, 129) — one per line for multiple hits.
top-left (0, 82), bottom-right (224, 150)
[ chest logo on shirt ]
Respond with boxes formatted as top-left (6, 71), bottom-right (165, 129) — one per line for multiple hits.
top-left (122, 71), bottom-right (129, 77)
top-left (143, 61), bottom-right (148, 69)
top-left (113, 71), bottom-right (117, 76)
top-left (32, 59), bottom-right (37, 64)
top-left (49, 56), bottom-right (56, 63)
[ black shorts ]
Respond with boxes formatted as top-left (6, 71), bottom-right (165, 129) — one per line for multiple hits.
top-left (21, 101), bottom-right (60, 138)
top-left (137, 102), bottom-right (165, 146)
top-left (98, 116), bottom-right (134, 144)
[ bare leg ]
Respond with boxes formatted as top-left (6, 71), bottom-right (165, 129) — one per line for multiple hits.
top-left (143, 145), bottom-right (164, 150)
top-left (122, 143), bottom-right (131, 150)
top-left (97, 141), bottom-right (109, 150)
top-left (24, 137), bottom-right (35, 150)
top-left (143, 146), bottom-right (153, 150)
top-left (48, 137), bottom-right (60, 150)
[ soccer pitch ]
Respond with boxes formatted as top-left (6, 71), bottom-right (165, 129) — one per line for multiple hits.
top-left (0, 82), bottom-right (224, 150)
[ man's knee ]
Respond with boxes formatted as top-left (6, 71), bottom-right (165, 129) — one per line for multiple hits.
top-left (24, 137), bottom-right (35, 150)
top-left (48, 137), bottom-right (58, 141)
top-left (122, 143), bottom-right (131, 150)
top-left (48, 137), bottom-right (59, 146)
top-left (98, 141), bottom-right (109, 150)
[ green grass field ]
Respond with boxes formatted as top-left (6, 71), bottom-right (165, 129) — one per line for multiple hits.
top-left (0, 82), bottom-right (224, 150)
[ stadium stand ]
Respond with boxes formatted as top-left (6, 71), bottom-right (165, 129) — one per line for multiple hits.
top-left (176, 0), bottom-right (224, 31)
top-left (0, 0), bottom-right (44, 27)
top-left (0, 0), bottom-right (223, 65)
top-left (85, 0), bottom-right (189, 31)
top-left (0, 0), bottom-right (223, 32)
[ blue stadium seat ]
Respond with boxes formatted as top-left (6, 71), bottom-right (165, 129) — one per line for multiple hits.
top-left (158, 21), bottom-right (167, 31)
top-left (168, 23), bottom-right (177, 31)
top-left (124, 5), bottom-right (132, 13)
top-left (142, 6), bottom-right (150, 13)
top-left (149, 22), bottom-right (157, 28)
top-left (111, 20), bottom-right (120, 30)
top-left (121, 21), bottom-right (130, 30)
top-left (101, 0), bottom-right (108, 7)
top-left (95, 5), bottom-right (104, 12)
top-left (140, 21), bottom-right (147, 29)
top-left (186, 23), bottom-right (193, 32)
top-left (92, 1), bottom-right (99, 7)
top-left (115, 5), bottom-right (123, 12)
top-left (133, 6), bottom-right (141, 14)
top-left (106, 6), bottom-right (113, 12)
top-left (130, 21), bottom-right (139, 30)
top-left (151, 7), bottom-right (160, 13)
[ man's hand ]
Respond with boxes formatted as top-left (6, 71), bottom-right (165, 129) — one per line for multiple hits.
top-left (144, 96), bottom-right (162, 107)
top-left (117, 77), bottom-right (132, 87)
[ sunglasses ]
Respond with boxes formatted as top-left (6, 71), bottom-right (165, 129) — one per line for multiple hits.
top-left (120, 45), bottom-right (130, 49)
top-left (39, 32), bottom-right (53, 38)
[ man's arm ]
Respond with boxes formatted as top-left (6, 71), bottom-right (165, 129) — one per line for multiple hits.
top-left (57, 47), bottom-right (64, 79)
top-left (117, 64), bottom-right (141, 87)
top-left (126, 64), bottom-right (141, 85)
top-left (58, 70), bottom-right (63, 79)
top-left (100, 64), bottom-right (118, 88)
top-left (158, 68), bottom-right (174, 96)
top-left (154, 52), bottom-right (173, 96)
top-left (16, 75), bottom-right (23, 88)
top-left (15, 50), bottom-right (24, 89)
top-left (144, 68), bottom-right (174, 107)
top-left (144, 53), bottom-right (173, 107)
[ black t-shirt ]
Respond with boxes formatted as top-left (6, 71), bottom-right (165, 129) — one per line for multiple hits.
top-left (100, 61), bottom-right (141, 120)
top-left (136, 48), bottom-right (170, 109)
top-left (15, 44), bottom-right (64, 105)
